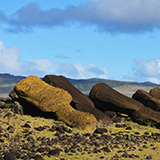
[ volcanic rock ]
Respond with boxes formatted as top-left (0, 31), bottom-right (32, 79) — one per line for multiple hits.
top-left (14, 75), bottom-right (97, 132)
top-left (149, 87), bottom-right (160, 99)
top-left (132, 89), bottom-right (160, 111)
top-left (89, 83), bottom-right (160, 126)
top-left (43, 75), bottom-right (112, 127)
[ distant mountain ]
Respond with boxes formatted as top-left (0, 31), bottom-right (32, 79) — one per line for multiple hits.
top-left (0, 73), bottom-right (25, 84)
top-left (0, 73), bottom-right (25, 97)
top-left (0, 73), bottom-right (160, 97)
top-left (68, 78), bottom-right (160, 94)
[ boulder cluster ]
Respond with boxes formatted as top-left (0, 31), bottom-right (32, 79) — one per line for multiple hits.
top-left (0, 75), bottom-right (160, 131)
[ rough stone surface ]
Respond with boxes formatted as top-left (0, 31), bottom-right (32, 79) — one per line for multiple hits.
top-left (89, 83), bottom-right (160, 126)
top-left (43, 75), bottom-right (112, 127)
top-left (132, 89), bottom-right (160, 111)
top-left (14, 75), bottom-right (97, 132)
top-left (150, 87), bottom-right (160, 100)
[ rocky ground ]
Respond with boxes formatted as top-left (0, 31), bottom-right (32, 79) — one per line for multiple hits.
top-left (0, 108), bottom-right (159, 160)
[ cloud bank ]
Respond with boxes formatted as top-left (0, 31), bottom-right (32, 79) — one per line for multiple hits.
top-left (1, 41), bottom-right (160, 83)
top-left (0, 41), bottom-right (108, 79)
top-left (1, 0), bottom-right (160, 33)
top-left (125, 59), bottom-right (160, 84)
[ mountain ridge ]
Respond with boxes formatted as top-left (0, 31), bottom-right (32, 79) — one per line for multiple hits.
top-left (0, 73), bottom-right (160, 97)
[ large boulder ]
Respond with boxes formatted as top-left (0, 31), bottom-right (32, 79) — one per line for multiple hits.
top-left (149, 87), bottom-right (160, 100)
top-left (89, 83), bottom-right (160, 127)
top-left (43, 75), bottom-right (113, 127)
top-left (14, 75), bottom-right (97, 132)
top-left (132, 89), bottom-right (160, 111)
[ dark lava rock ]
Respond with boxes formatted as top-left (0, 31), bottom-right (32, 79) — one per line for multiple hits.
top-left (56, 126), bottom-right (65, 133)
top-left (33, 154), bottom-right (44, 160)
top-left (144, 131), bottom-right (149, 135)
top-left (21, 155), bottom-right (29, 160)
top-left (6, 125), bottom-right (15, 133)
top-left (94, 128), bottom-right (108, 134)
top-left (37, 147), bottom-right (51, 153)
top-left (122, 151), bottom-right (129, 158)
top-left (101, 147), bottom-right (111, 152)
top-left (99, 156), bottom-right (105, 159)
top-left (48, 148), bottom-right (61, 156)
top-left (84, 133), bottom-right (91, 137)
top-left (126, 126), bottom-right (132, 130)
top-left (3, 133), bottom-right (9, 138)
top-left (0, 126), bottom-right (3, 133)
top-left (34, 126), bottom-right (45, 131)
top-left (4, 152), bottom-right (16, 160)
top-left (146, 155), bottom-right (153, 159)
top-left (105, 111), bottom-right (117, 118)
top-left (49, 125), bottom-right (56, 132)
top-left (115, 124), bottom-right (127, 128)
top-left (23, 123), bottom-right (31, 128)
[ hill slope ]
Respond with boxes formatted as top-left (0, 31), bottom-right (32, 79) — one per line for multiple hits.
top-left (0, 73), bottom-right (160, 97)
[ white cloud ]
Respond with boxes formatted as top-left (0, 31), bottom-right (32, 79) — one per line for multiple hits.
top-left (0, 41), bottom-right (21, 73)
top-left (3, 0), bottom-right (160, 33)
top-left (125, 59), bottom-right (160, 84)
top-left (0, 41), bottom-right (108, 79)
top-left (54, 63), bottom-right (108, 79)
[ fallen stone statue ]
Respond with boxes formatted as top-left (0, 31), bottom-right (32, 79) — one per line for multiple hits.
top-left (14, 75), bottom-right (97, 132)
top-left (89, 82), bottom-right (160, 128)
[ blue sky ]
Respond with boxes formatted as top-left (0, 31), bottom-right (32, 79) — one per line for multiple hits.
top-left (0, 0), bottom-right (160, 83)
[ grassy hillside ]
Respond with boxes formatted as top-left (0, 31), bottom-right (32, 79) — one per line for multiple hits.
top-left (0, 74), bottom-right (160, 97)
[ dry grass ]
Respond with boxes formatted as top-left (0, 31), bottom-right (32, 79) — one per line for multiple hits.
top-left (0, 109), bottom-right (159, 160)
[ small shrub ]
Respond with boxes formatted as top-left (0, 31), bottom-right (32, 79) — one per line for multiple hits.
top-left (2, 103), bottom-right (10, 108)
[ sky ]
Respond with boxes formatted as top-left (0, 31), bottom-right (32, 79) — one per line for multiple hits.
top-left (0, 0), bottom-right (160, 84)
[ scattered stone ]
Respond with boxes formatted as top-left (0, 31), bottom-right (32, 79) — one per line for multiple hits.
top-left (146, 155), bottom-right (153, 159)
top-left (37, 147), bottom-right (51, 153)
top-left (34, 126), bottom-right (45, 131)
top-left (115, 124), bottom-right (127, 128)
top-left (144, 131), bottom-right (149, 135)
top-left (94, 128), bottom-right (108, 134)
top-left (101, 147), bottom-right (111, 152)
top-left (122, 151), bottom-right (129, 158)
top-left (23, 123), bottom-right (31, 128)
top-left (99, 157), bottom-right (105, 159)
top-left (6, 125), bottom-right (15, 133)
top-left (126, 126), bottom-right (132, 130)
top-left (33, 154), bottom-right (44, 160)
top-left (48, 148), bottom-right (61, 156)
top-left (56, 126), bottom-right (65, 133)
